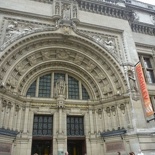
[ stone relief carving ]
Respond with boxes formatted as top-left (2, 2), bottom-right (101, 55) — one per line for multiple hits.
top-left (7, 76), bottom-right (18, 88)
top-left (95, 73), bottom-right (106, 82)
top-left (56, 50), bottom-right (70, 59)
top-left (119, 104), bottom-right (125, 114)
top-left (74, 54), bottom-right (84, 65)
top-left (111, 106), bottom-right (116, 116)
top-left (41, 51), bottom-right (51, 60)
top-left (106, 107), bottom-right (111, 117)
top-left (133, 11), bottom-right (139, 21)
top-left (27, 55), bottom-right (38, 66)
top-left (104, 37), bottom-right (116, 55)
top-left (76, 30), bottom-right (121, 62)
top-left (85, 61), bottom-right (96, 72)
top-left (15, 63), bottom-right (27, 75)
top-left (3, 19), bottom-right (51, 47)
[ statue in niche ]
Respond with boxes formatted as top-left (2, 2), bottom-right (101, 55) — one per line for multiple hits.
top-left (128, 70), bottom-right (137, 92)
top-left (104, 37), bottom-right (116, 54)
top-left (55, 76), bottom-right (66, 97)
top-left (55, 2), bottom-right (60, 15)
top-left (62, 4), bottom-right (71, 20)
top-left (73, 6), bottom-right (77, 18)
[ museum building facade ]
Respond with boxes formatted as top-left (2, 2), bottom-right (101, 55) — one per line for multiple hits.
top-left (0, 0), bottom-right (155, 155)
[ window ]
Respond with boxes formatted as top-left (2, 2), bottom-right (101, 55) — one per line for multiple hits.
top-left (139, 55), bottom-right (155, 84)
top-left (26, 80), bottom-right (36, 97)
top-left (38, 74), bottom-right (51, 97)
top-left (33, 115), bottom-right (53, 136)
top-left (26, 72), bottom-right (90, 100)
top-left (68, 76), bottom-right (79, 99)
top-left (67, 116), bottom-right (84, 136)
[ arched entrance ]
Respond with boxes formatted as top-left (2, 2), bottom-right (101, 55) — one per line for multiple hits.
top-left (0, 30), bottom-right (129, 155)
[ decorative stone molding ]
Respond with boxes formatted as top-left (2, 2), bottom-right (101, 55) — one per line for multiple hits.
top-left (130, 22), bottom-right (155, 36)
top-left (78, 0), bottom-right (132, 20)
top-left (30, 0), bottom-right (53, 4)
top-left (0, 32), bottom-right (127, 99)
top-left (0, 18), bottom-right (57, 51)
top-left (74, 29), bottom-right (123, 63)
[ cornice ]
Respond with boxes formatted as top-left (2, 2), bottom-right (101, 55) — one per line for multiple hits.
top-left (78, 0), bottom-right (132, 20)
top-left (130, 21), bottom-right (155, 36)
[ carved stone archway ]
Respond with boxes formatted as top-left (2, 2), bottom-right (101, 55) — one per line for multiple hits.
top-left (0, 31), bottom-right (127, 100)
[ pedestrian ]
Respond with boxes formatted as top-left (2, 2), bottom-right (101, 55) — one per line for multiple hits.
top-left (129, 152), bottom-right (135, 155)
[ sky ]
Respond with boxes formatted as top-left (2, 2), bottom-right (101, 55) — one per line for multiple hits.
top-left (137, 0), bottom-right (155, 5)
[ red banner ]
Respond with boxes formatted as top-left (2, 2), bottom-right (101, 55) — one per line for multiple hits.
top-left (135, 63), bottom-right (154, 117)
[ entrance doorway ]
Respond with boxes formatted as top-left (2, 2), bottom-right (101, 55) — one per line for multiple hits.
top-left (67, 139), bottom-right (86, 155)
top-left (31, 140), bottom-right (52, 155)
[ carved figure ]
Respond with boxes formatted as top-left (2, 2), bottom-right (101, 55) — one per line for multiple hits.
top-left (133, 11), bottom-right (139, 21)
top-left (28, 55), bottom-right (37, 66)
top-left (73, 6), bottom-right (77, 18)
top-left (42, 51), bottom-right (51, 60)
top-left (62, 4), bottom-right (71, 20)
top-left (55, 2), bottom-right (60, 15)
top-left (6, 21), bottom-right (20, 37)
top-left (7, 77), bottom-right (18, 88)
top-left (104, 37), bottom-right (116, 54)
top-left (74, 55), bottom-right (83, 65)
top-left (57, 50), bottom-right (69, 59)
top-left (128, 70), bottom-right (137, 92)
top-left (55, 76), bottom-right (66, 96)
top-left (16, 63), bottom-right (26, 75)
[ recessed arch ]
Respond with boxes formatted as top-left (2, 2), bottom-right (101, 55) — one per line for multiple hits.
top-left (0, 31), bottom-right (128, 100)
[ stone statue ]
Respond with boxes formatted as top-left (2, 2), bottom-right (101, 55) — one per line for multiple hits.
top-left (62, 5), bottom-right (71, 20)
top-left (55, 76), bottom-right (66, 96)
top-left (55, 2), bottom-right (60, 15)
top-left (128, 70), bottom-right (137, 92)
top-left (73, 6), bottom-right (77, 18)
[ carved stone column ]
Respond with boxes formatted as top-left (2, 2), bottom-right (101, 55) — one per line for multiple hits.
top-left (5, 101), bottom-right (12, 129)
top-left (16, 104), bottom-right (22, 131)
top-left (89, 108), bottom-right (95, 135)
top-left (56, 92), bottom-right (66, 155)
top-left (8, 102), bottom-right (15, 130)
top-left (14, 104), bottom-right (21, 131)
top-left (22, 102), bottom-right (30, 136)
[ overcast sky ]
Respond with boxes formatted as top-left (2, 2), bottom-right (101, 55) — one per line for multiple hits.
top-left (137, 0), bottom-right (155, 5)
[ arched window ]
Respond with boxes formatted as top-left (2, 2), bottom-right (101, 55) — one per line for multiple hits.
top-left (26, 72), bottom-right (90, 100)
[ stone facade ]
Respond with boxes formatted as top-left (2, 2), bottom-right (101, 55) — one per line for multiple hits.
top-left (0, 0), bottom-right (155, 155)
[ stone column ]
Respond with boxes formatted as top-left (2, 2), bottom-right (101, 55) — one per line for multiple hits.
top-left (9, 102), bottom-right (15, 130)
top-left (56, 96), bottom-right (66, 155)
top-left (5, 102), bottom-right (12, 129)
top-left (89, 108), bottom-right (94, 134)
top-left (16, 105), bottom-right (22, 131)
top-left (23, 102), bottom-right (30, 136)
top-left (0, 98), bottom-right (7, 128)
